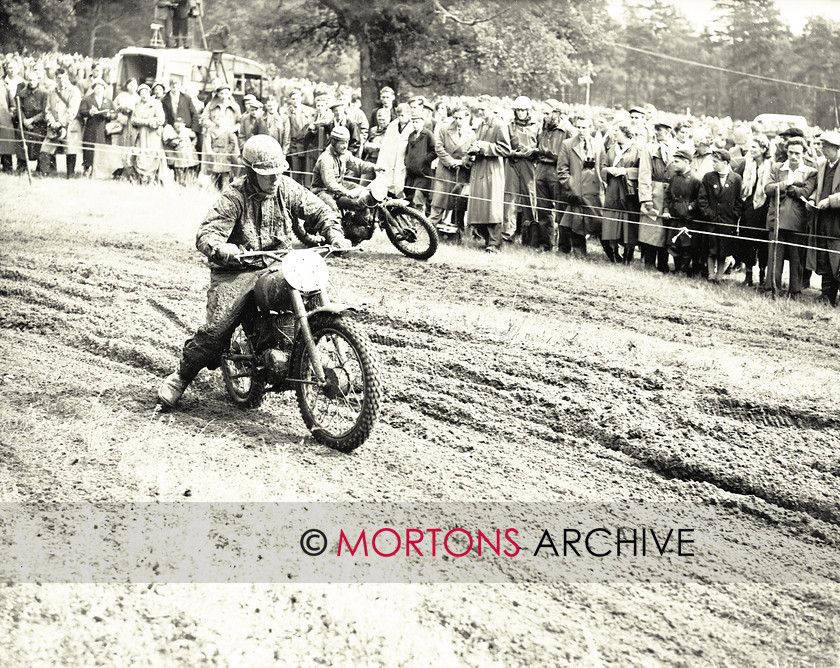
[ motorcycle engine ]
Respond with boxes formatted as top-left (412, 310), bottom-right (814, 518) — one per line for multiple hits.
top-left (262, 348), bottom-right (289, 384)
top-left (344, 210), bottom-right (375, 243)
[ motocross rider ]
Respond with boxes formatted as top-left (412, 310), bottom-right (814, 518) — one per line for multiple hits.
top-left (157, 134), bottom-right (352, 408)
top-left (310, 125), bottom-right (380, 214)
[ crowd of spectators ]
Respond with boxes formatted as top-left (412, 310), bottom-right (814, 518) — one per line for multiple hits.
top-left (2, 50), bottom-right (839, 305)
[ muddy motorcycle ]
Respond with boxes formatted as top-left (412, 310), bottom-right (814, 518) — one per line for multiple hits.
top-left (294, 177), bottom-right (439, 260)
top-left (220, 247), bottom-right (382, 452)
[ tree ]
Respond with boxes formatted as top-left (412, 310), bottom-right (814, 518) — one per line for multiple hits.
top-left (67, 0), bottom-right (148, 57)
top-left (793, 17), bottom-right (840, 128)
top-left (0, 0), bottom-right (75, 52)
top-left (246, 0), bottom-right (613, 111)
top-left (713, 0), bottom-right (794, 119)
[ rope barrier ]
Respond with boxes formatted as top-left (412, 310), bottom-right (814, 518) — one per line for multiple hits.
top-left (4, 122), bottom-right (840, 256)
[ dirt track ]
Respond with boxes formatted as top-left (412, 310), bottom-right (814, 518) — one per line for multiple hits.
top-left (1, 177), bottom-right (839, 666)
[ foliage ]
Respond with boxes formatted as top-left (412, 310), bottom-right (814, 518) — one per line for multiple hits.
top-left (0, 0), bottom-right (76, 53)
top-left (66, 0), bottom-right (149, 57)
top-left (712, 0), bottom-right (794, 119)
top-left (247, 0), bottom-right (614, 112)
top-left (7, 0), bottom-right (840, 128)
top-left (792, 17), bottom-right (840, 128)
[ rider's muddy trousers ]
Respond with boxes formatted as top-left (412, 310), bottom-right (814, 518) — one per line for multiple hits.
top-left (178, 268), bottom-right (289, 381)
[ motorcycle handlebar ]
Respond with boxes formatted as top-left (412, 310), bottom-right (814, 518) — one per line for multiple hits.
top-left (235, 245), bottom-right (359, 261)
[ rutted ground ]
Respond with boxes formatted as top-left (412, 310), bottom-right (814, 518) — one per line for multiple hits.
top-left (0, 177), bottom-right (839, 666)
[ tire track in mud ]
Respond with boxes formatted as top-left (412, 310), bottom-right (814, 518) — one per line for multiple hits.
top-left (5, 236), bottom-right (839, 527)
top-left (363, 310), bottom-right (840, 527)
top-left (0, 253), bottom-right (200, 379)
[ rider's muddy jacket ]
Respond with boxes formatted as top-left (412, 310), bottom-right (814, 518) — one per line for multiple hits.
top-left (310, 147), bottom-right (375, 198)
top-left (197, 174), bottom-right (344, 270)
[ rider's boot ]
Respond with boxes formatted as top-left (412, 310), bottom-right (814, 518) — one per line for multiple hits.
top-left (157, 371), bottom-right (192, 408)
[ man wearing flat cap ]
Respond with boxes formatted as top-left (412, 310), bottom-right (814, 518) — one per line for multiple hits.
top-left (403, 111), bottom-right (436, 211)
top-left (663, 147), bottom-right (702, 275)
top-left (773, 126), bottom-right (817, 167)
top-left (326, 98), bottom-right (361, 156)
top-left (637, 116), bottom-right (674, 272)
top-left (239, 95), bottom-right (266, 145)
top-left (806, 130), bottom-right (840, 305)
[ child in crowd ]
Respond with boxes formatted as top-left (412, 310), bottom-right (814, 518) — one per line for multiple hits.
top-left (164, 116), bottom-right (199, 185)
top-left (202, 106), bottom-right (239, 190)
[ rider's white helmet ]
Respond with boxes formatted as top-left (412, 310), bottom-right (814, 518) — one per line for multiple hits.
top-left (513, 96), bottom-right (532, 111)
top-left (241, 134), bottom-right (288, 175)
top-left (330, 125), bottom-right (351, 142)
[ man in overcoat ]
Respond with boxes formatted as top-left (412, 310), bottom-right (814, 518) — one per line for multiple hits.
top-left (161, 77), bottom-right (200, 149)
top-left (762, 137), bottom-right (816, 296)
top-left (806, 131), bottom-right (840, 306)
top-left (403, 112), bottom-right (436, 212)
top-left (466, 97), bottom-right (511, 253)
top-left (638, 118), bottom-right (674, 272)
top-left (43, 68), bottom-right (83, 178)
top-left (557, 116), bottom-right (604, 256)
top-left (429, 107), bottom-right (475, 239)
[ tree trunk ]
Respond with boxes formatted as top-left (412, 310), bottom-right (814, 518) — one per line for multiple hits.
top-left (88, 0), bottom-right (103, 57)
top-left (357, 33), bottom-right (376, 118)
top-left (354, 24), bottom-right (398, 117)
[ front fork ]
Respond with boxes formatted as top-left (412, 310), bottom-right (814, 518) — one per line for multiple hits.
top-left (290, 289), bottom-right (327, 384)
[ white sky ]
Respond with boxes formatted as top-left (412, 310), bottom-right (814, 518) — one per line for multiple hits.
top-left (610, 0), bottom-right (840, 34)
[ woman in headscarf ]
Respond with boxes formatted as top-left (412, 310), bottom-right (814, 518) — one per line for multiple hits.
top-left (733, 134), bottom-right (772, 286)
top-left (600, 121), bottom-right (640, 263)
top-left (131, 83), bottom-right (167, 184)
top-left (112, 78), bottom-right (140, 177)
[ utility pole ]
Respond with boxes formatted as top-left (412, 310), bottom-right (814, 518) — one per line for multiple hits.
top-left (577, 61), bottom-right (593, 107)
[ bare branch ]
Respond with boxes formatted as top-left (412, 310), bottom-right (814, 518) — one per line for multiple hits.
top-left (430, 0), bottom-right (508, 25)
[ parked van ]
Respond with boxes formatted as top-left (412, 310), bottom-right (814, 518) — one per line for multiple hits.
top-left (753, 113), bottom-right (808, 131)
top-left (112, 47), bottom-right (267, 103)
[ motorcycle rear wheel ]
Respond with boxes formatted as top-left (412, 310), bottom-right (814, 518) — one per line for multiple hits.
top-left (221, 324), bottom-right (266, 408)
top-left (291, 315), bottom-right (382, 452)
top-left (383, 204), bottom-right (439, 260)
top-left (292, 216), bottom-right (324, 248)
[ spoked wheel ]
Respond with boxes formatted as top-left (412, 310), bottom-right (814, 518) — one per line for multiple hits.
top-left (292, 216), bottom-right (325, 248)
top-left (221, 324), bottom-right (265, 408)
top-left (291, 315), bottom-right (381, 452)
top-left (383, 204), bottom-right (439, 260)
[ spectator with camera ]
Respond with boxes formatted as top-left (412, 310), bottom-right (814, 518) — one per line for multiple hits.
top-left (557, 115), bottom-right (603, 256)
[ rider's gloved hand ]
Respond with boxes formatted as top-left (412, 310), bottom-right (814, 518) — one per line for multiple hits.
top-left (214, 243), bottom-right (242, 263)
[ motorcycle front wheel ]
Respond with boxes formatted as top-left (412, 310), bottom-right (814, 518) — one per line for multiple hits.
top-left (221, 324), bottom-right (266, 408)
top-left (291, 315), bottom-right (382, 452)
top-left (383, 204), bottom-right (439, 260)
